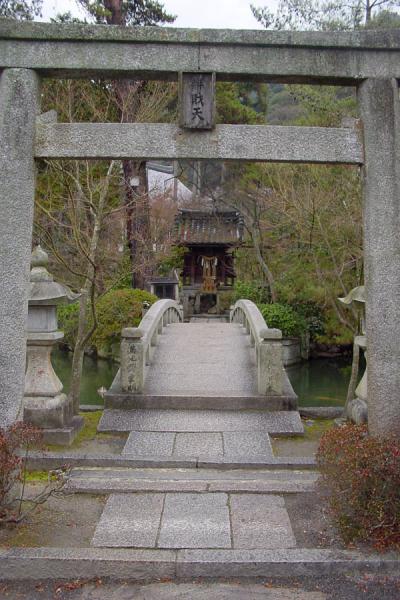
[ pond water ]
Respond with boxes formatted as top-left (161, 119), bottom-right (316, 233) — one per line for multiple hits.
top-left (53, 348), bottom-right (351, 407)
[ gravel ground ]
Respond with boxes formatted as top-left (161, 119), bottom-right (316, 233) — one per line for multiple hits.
top-left (1, 575), bottom-right (400, 600)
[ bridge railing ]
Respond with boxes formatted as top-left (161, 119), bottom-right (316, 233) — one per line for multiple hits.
top-left (119, 299), bottom-right (183, 394)
top-left (230, 299), bottom-right (283, 395)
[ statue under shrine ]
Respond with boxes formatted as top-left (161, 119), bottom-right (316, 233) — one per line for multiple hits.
top-left (200, 255), bottom-right (218, 293)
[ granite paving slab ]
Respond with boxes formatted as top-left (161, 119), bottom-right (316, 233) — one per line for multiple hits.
top-left (174, 432), bottom-right (223, 457)
top-left (230, 494), bottom-right (296, 549)
top-left (223, 431), bottom-right (273, 457)
top-left (92, 493), bottom-right (164, 548)
top-left (122, 432), bottom-right (175, 456)
top-left (158, 493), bottom-right (231, 549)
top-left (99, 409), bottom-right (303, 435)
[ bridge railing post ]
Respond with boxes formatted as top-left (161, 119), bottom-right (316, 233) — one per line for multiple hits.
top-left (257, 328), bottom-right (283, 396)
top-left (120, 327), bottom-right (144, 393)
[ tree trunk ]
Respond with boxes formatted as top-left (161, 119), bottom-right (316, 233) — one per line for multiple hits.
top-left (365, 0), bottom-right (372, 24)
top-left (70, 288), bottom-right (89, 414)
top-left (251, 225), bottom-right (277, 302)
top-left (122, 159), bottom-right (151, 289)
top-left (69, 161), bottom-right (115, 413)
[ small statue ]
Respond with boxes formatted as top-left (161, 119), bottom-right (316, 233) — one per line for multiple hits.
top-left (338, 286), bottom-right (368, 424)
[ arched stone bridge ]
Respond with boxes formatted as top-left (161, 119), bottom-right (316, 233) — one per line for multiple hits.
top-left (100, 299), bottom-right (303, 447)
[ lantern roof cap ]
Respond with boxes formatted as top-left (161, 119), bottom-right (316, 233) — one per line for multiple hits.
top-left (29, 245), bottom-right (80, 305)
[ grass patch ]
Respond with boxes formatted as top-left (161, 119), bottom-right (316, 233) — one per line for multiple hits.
top-left (44, 411), bottom-right (103, 450)
top-left (72, 411), bottom-right (103, 446)
top-left (24, 470), bottom-right (50, 482)
top-left (302, 418), bottom-right (335, 441)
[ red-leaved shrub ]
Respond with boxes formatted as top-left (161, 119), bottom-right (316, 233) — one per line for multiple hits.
top-left (316, 423), bottom-right (400, 550)
top-left (0, 422), bottom-right (42, 516)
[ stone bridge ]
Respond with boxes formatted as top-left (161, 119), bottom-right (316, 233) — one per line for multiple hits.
top-left (100, 299), bottom-right (303, 453)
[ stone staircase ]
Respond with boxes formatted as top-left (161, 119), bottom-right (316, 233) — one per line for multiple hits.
top-left (84, 319), bottom-right (308, 554)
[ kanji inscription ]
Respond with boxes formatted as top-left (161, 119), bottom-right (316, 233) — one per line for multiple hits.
top-left (179, 72), bottom-right (216, 130)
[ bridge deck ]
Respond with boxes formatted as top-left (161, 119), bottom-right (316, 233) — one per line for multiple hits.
top-left (144, 323), bottom-right (258, 397)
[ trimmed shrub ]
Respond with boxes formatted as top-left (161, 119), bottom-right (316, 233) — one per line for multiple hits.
top-left (58, 288), bottom-right (158, 355)
top-left (259, 303), bottom-right (306, 337)
top-left (91, 289), bottom-right (157, 354)
top-left (232, 280), bottom-right (269, 305)
top-left (317, 423), bottom-right (400, 551)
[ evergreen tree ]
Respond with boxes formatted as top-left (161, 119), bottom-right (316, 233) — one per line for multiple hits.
top-left (251, 0), bottom-right (400, 30)
top-left (0, 0), bottom-right (42, 20)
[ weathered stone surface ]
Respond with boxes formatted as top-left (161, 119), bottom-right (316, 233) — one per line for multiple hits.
top-left (176, 548), bottom-right (398, 578)
top-left (0, 546), bottom-right (398, 581)
top-left (26, 451), bottom-right (316, 471)
top-left (0, 68), bottom-right (40, 426)
top-left (0, 547), bottom-right (177, 580)
top-left (92, 493), bottom-right (164, 548)
top-left (222, 432), bottom-right (273, 457)
top-left (3, 22), bottom-right (400, 83)
top-left (158, 493), bottom-right (231, 549)
top-left (120, 333), bottom-right (144, 394)
top-left (358, 78), bottom-right (400, 437)
top-left (122, 432), bottom-right (175, 456)
top-left (174, 433), bottom-right (223, 457)
top-left (67, 467), bottom-right (318, 494)
top-left (35, 122), bottom-right (364, 164)
top-left (230, 494), bottom-right (296, 549)
top-left (99, 409), bottom-right (304, 435)
top-left (180, 72), bottom-right (215, 130)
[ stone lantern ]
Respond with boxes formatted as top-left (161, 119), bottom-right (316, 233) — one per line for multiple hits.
top-left (23, 246), bottom-right (83, 444)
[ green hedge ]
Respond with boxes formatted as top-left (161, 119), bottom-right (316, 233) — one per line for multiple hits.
top-left (58, 288), bottom-right (157, 355)
top-left (232, 280), bottom-right (269, 305)
top-left (259, 303), bottom-right (307, 338)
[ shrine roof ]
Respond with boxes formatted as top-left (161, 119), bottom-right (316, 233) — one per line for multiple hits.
top-left (174, 208), bottom-right (244, 246)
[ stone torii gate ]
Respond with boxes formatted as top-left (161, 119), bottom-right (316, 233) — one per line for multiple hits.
top-left (0, 22), bottom-right (399, 436)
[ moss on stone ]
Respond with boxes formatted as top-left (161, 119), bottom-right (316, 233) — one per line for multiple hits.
top-left (24, 470), bottom-right (50, 482)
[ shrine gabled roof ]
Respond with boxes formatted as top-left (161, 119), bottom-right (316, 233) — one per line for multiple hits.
top-left (174, 208), bottom-right (244, 246)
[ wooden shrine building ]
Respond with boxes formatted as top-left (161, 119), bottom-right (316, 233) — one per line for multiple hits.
top-left (174, 208), bottom-right (244, 318)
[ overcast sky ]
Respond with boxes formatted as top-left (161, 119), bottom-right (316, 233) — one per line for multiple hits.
top-left (40, 0), bottom-right (267, 29)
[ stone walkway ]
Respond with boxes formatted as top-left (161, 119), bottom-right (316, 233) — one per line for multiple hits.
top-left (95, 321), bottom-right (305, 553)
top-left (143, 323), bottom-right (258, 397)
top-left (92, 492), bottom-right (296, 550)
top-left (9, 322), bottom-right (394, 583)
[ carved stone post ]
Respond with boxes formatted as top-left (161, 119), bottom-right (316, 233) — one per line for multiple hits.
top-left (120, 328), bottom-right (144, 393)
top-left (258, 328), bottom-right (283, 396)
top-left (358, 79), bottom-right (400, 437)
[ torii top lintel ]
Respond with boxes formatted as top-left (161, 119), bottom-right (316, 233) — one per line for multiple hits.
top-left (2, 21), bottom-right (400, 84)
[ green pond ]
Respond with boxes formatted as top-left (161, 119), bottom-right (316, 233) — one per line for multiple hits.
top-left (53, 348), bottom-right (351, 407)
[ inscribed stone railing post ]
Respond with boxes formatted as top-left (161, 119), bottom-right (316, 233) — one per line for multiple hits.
top-left (119, 299), bottom-right (183, 394)
top-left (230, 300), bottom-right (283, 396)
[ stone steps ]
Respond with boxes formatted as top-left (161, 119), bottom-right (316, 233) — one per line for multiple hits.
top-left (67, 467), bottom-right (318, 494)
top-left (26, 451), bottom-right (316, 471)
top-left (98, 409), bottom-right (304, 436)
top-left (1, 547), bottom-right (397, 581)
top-left (105, 392), bottom-right (296, 411)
